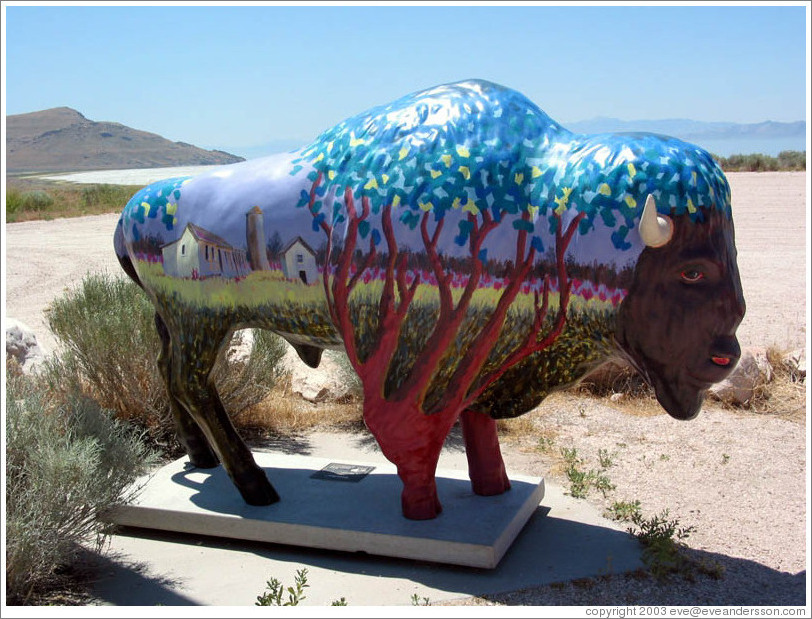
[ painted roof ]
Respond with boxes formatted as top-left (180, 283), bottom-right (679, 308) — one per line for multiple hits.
top-left (186, 223), bottom-right (235, 249)
top-left (281, 236), bottom-right (316, 256)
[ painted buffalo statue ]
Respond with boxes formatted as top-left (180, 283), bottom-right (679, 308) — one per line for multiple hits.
top-left (115, 80), bottom-right (745, 520)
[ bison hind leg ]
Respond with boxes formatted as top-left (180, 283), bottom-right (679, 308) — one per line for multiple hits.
top-left (154, 312), bottom-right (219, 468)
top-left (167, 317), bottom-right (279, 506)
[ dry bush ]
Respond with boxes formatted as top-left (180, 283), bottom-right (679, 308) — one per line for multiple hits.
top-left (233, 374), bottom-right (365, 438)
top-left (732, 347), bottom-right (806, 421)
top-left (43, 272), bottom-right (288, 457)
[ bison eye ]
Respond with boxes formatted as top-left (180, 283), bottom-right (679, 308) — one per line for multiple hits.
top-left (680, 268), bottom-right (705, 283)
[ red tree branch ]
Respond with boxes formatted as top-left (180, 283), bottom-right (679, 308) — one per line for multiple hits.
top-left (390, 209), bottom-right (499, 406)
top-left (325, 186), bottom-right (371, 370)
top-left (455, 212), bottom-right (587, 410)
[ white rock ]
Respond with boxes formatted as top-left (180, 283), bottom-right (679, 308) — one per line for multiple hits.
top-left (281, 346), bottom-right (354, 403)
top-left (708, 347), bottom-right (772, 406)
top-left (5, 318), bottom-right (48, 372)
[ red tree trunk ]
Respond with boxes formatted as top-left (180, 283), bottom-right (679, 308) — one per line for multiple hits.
top-left (362, 391), bottom-right (459, 520)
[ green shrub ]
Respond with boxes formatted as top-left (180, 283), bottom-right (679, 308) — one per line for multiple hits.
top-left (5, 370), bottom-right (156, 604)
top-left (256, 568), bottom-right (310, 606)
top-left (81, 184), bottom-right (138, 209)
top-left (605, 499), bottom-right (642, 522)
top-left (561, 446), bottom-right (616, 499)
top-left (714, 150), bottom-right (806, 172)
top-left (44, 272), bottom-right (288, 456)
top-left (23, 189), bottom-right (55, 210)
top-left (6, 186), bottom-right (24, 214)
top-left (6, 188), bottom-right (55, 216)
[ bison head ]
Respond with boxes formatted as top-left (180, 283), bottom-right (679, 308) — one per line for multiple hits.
top-left (616, 196), bottom-right (746, 420)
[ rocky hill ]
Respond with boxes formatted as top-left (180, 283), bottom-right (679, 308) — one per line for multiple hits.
top-left (6, 107), bottom-right (244, 173)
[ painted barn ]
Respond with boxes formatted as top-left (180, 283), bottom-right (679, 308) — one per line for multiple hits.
top-left (162, 223), bottom-right (250, 279)
top-left (281, 236), bottom-right (318, 284)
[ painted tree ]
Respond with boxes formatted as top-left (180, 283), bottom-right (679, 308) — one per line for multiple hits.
top-left (286, 85), bottom-right (570, 518)
top-left (289, 81), bottom-right (728, 519)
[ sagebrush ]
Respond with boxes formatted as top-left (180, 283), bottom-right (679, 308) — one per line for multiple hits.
top-left (44, 272), bottom-right (288, 456)
top-left (5, 370), bottom-right (156, 604)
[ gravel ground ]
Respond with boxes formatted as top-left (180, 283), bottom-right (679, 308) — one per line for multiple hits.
top-left (3, 170), bottom-right (809, 607)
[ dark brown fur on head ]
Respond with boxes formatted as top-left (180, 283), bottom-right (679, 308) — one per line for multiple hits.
top-left (616, 210), bottom-right (746, 420)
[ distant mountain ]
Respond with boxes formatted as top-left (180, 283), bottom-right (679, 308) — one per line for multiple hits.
top-left (5, 107), bottom-right (245, 174)
top-left (560, 117), bottom-right (806, 155)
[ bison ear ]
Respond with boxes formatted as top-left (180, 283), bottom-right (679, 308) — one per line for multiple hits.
top-left (639, 194), bottom-right (674, 248)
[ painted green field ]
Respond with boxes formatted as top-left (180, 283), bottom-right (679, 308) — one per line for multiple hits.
top-left (136, 259), bottom-right (619, 415)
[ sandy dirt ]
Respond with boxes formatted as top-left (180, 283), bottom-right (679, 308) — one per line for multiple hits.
top-left (3, 171), bottom-right (809, 606)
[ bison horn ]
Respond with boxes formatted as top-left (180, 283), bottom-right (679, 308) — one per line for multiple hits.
top-left (639, 194), bottom-right (674, 248)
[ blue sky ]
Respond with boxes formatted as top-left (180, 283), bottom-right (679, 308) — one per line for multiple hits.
top-left (3, 3), bottom-right (809, 157)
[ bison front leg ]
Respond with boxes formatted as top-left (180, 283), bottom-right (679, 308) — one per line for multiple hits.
top-left (364, 400), bottom-right (459, 520)
top-left (461, 409), bottom-right (511, 496)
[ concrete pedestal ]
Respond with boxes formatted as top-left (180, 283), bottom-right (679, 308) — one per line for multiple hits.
top-left (104, 451), bottom-right (544, 569)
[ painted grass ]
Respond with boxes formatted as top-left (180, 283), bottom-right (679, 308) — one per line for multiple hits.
top-left (137, 259), bottom-right (619, 316)
top-left (136, 258), bottom-right (620, 417)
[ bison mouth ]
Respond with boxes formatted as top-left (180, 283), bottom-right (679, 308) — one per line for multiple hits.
top-left (620, 347), bottom-right (740, 421)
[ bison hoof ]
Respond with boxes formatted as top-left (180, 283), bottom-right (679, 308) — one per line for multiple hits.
top-left (188, 452), bottom-right (220, 469)
top-left (402, 492), bottom-right (443, 520)
top-left (239, 476), bottom-right (281, 506)
top-left (471, 471), bottom-right (512, 496)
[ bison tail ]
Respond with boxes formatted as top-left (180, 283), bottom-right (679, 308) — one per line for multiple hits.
top-left (114, 217), bottom-right (144, 290)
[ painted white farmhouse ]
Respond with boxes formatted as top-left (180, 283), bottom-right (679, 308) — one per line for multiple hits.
top-left (162, 223), bottom-right (250, 279)
top-left (281, 236), bottom-right (318, 284)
